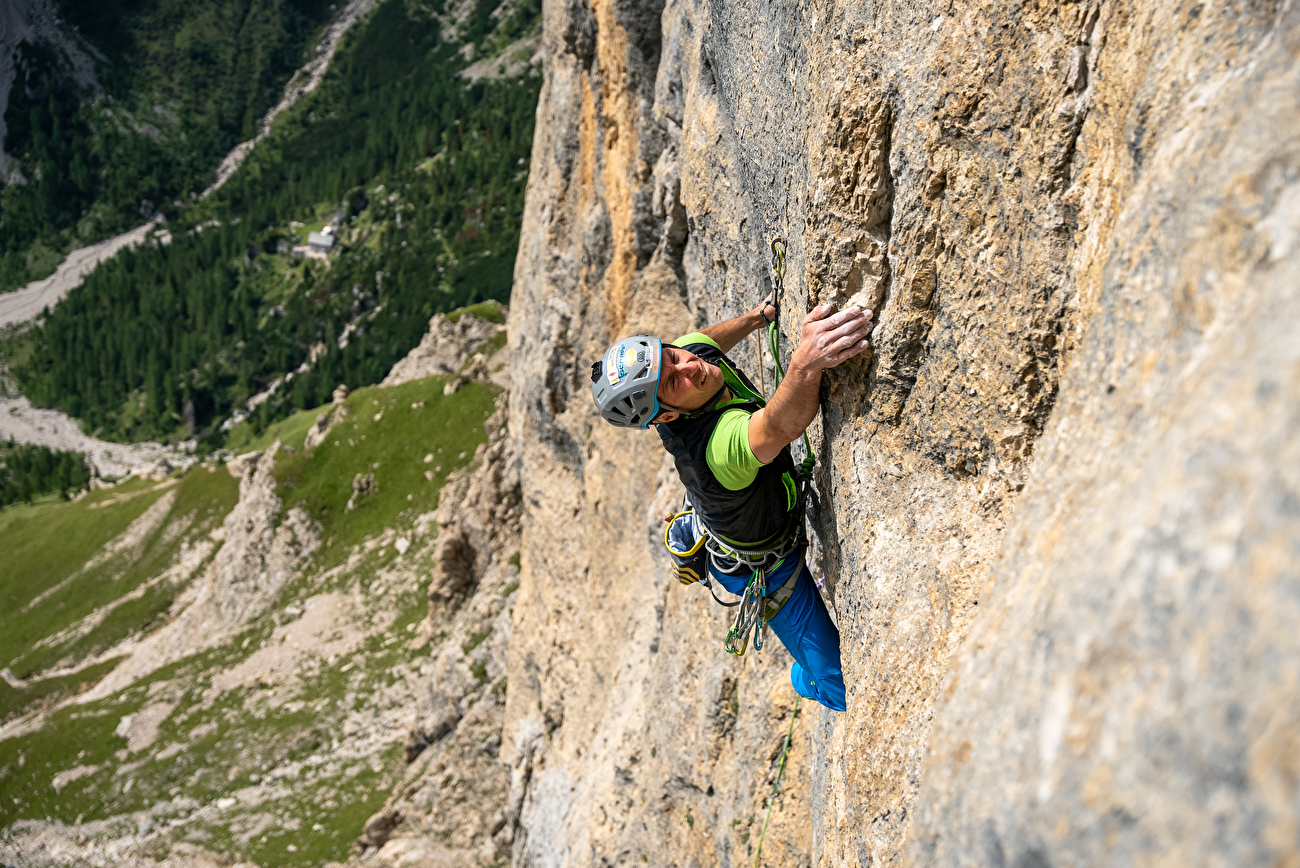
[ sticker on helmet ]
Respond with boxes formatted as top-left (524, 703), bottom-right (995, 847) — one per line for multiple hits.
top-left (606, 344), bottom-right (628, 386)
top-left (606, 340), bottom-right (657, 388)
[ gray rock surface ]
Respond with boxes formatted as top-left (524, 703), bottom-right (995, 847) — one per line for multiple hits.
top-left (380, 307), bottom-right (508, 387)
top-left (503, 0), bottom-right (1300, 864)
top-left (909, 5), bottom-right (1300, 865)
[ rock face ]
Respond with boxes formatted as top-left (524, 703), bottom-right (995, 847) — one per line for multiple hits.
top-left (504, 0), bottom-right (1299, 865)
top-left (381, 306), bottom-right (509, 387)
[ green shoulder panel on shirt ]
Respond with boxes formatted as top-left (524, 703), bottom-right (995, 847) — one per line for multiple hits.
top-left (673, 332), bottom-right (720, 351)
top-left (706, 407), bottom-right (766, 491)
top-left (675, 330), bottom-right (768, 489)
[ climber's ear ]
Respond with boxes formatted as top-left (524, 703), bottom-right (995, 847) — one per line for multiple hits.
top-left (653, 411), bottom-right (680, 425)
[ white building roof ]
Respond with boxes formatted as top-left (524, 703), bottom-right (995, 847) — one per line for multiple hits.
top-left (307, 231), bottom-right (335, 251)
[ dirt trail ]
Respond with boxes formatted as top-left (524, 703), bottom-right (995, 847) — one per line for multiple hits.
top-left (202, 0), bottom-right (378, 196)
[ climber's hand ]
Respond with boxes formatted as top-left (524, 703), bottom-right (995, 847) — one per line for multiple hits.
top-left (748, 303), bottom-right (874, 462)
top-left (794, 304), bottom-right (874, 370)
top-left (752, 293), bottom-right (777, 326)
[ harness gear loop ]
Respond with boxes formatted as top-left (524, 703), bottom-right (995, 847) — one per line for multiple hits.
top-left (724, 564), bottom-right (769, 656)
top-left (665, 499), bottom-right (804, 634)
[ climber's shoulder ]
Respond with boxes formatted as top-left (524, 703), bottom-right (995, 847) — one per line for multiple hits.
top-left (707, 406), bottom-right (764, 491)
top-left (672, 332), bottom-right (722, 356)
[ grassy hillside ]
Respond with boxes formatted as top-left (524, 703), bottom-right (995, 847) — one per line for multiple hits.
top-left (0, 373), bottom-right (504, 866)
top-left (0, 0), bottom-right (336, 293)
top-left (272, 377), bottom-right (498, 560)
top-left (10, 0), bottom-right (540, 446)
top-left (223, 404), bottom-right (325, 454)
top-left (0, 468), bottom-right (240, 683)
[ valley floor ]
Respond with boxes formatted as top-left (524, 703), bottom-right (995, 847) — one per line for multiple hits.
top-left (0, 394), bottom-right (186, 479)
top-left (0, 221), bottom-right (161, 329)
top-left (0, 310), bottom-right (516, 867)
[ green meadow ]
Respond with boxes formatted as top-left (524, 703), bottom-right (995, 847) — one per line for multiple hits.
top-left (0, 365), bottom-right (500, 865)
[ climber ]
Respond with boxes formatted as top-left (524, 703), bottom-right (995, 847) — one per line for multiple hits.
top-left (589, 295), bottom-right (872, 712)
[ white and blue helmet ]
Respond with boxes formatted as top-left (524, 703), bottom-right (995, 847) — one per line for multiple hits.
top-left (590, 335), bottom-right (672, 428)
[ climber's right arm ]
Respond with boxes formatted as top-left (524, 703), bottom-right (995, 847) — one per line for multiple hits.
top-left (746, 304), bottom-right (873, 464)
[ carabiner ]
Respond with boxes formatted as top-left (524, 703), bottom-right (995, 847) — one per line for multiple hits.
top-left (770, 237), bottom-right (787, 294)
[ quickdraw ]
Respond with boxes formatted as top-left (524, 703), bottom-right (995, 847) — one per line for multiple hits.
top-left (726, 564), bottom-right (769, 655)
top-left (767, 238), bottom-right (817, 483)
top-left (715, 529), bottom-right (803, 656)
top-left (666, 503), bottom-right (803, 655)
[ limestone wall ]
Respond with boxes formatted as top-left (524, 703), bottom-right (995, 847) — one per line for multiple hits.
top-left (504, 0), bottom-right (1300, 864)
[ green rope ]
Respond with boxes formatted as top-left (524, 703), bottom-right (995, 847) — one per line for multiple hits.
top-left (767, 280), bottom-right (815, 479)
top-left (752, 696), bottom-right (800, 868)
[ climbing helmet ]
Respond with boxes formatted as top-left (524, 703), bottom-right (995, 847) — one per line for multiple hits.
top-left (590, 335), bottom-right (666, 428)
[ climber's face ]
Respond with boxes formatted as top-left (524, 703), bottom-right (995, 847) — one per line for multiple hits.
top-left (654, 346), bottom-right (725, 423)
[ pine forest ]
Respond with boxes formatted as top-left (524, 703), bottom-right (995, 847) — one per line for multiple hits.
top-left (4, 0), bottom-right (540, 446)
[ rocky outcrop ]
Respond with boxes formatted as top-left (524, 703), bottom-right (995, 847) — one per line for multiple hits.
top-left (302, 384), bottom-right (351, 450)
top-left (79, 446), bottom-right (319, 702)
top-left (364, 392), bottom-right (523, 864)
top-left (504, 0), bottom-right (1299, 865)
top-left (381, 305), bottom-right (509, 388)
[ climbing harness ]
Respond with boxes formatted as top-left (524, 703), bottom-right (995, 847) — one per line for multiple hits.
top-left (665, 502), bottom-right (803, 643)
top-left (752, 696), bottom-right (800, 868)
top-left (662, 237), bottom-right (820, 658)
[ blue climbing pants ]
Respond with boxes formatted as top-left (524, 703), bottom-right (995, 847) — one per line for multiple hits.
top-left (710, 550), bottom-right (846, 712)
